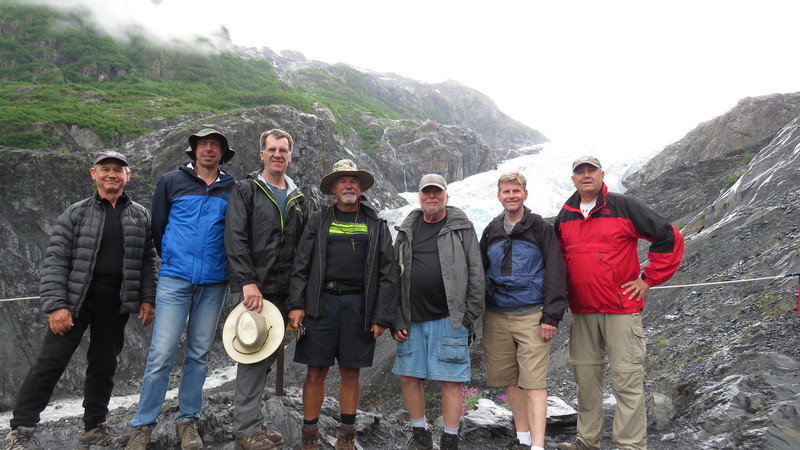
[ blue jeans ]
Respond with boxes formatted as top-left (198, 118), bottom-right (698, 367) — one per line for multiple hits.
top-left (130, 276), bottom-right (227, 427)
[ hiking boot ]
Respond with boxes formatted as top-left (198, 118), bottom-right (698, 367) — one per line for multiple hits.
top-left (175, 419), bottom-right (203, 449)
top-left (300, 425), bottom-right (319, 450)
top-left (4, 427), bottom-right (40, 450)
top-left (260, 424), bottom-right (284, 446)
top-left (440, 432), bottom-right (459, 450)
top-left (235, 430), bottom-right (275, 450)
top-left (124, 427), bottom-right (152, 450)
top-left (333, 424), bottom-right (357, 450)
top-left (504, 439), bottom-right (531, 449)
top-left (79, 422), bottom-right (129, 449)
top-left (406, 427), bottom-right (433, 450)
top-left (556, 440), bottom-right (599, 450)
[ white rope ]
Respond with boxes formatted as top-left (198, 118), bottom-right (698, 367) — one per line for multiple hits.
top-left (0, 296), bottom-right (40, 303)
top-left (650, 274), bottom-right (798, 290)
top-left (2, 275), bottom-right (798, 299)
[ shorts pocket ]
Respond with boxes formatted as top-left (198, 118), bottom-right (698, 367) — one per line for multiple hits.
top-left (438, 333), bottom-right (468, 363)
top-left (396, 338), bottom-right (413, 357)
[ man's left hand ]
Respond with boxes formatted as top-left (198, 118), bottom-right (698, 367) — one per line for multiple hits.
top-left (138, 302), bottom-right (155, 327)
top-left (621, 277), bottom-right (650, 301)
top-left (371, 324), bottom-right (385, 339)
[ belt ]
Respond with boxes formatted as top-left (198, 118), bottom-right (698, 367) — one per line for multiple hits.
top-left (323, 280), bottom-right (362, 296)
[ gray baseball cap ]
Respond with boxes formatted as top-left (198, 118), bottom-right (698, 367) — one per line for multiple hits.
top-left (572, 156), bottom-right (602, 171)
top-left (418, 174), bottom-right (447, 191)
top-left (93, 150), bottom-right (128, 166)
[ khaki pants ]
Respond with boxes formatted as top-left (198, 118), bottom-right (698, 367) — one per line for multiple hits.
top-left (570, 313), bottom-right (646, 450)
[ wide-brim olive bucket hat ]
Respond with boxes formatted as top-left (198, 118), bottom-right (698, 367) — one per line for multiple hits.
top-left (319, 159), bottom-right (375, 194)
top-left (186, 123), bottom-right (235, 163)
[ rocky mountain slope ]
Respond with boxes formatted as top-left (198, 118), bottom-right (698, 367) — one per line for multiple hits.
top-left (3, 92), bottom-right (799, 449)
top-left (616, 93), bottom-right (800, 448)
top-left (0, 1), bottom-right (547, 155)
top-left (239, 45), bottom-right (546, 151)
top-left (0, 103), bottom-right (501, 411)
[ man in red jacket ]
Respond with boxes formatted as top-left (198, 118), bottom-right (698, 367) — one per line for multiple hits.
top-left (553, 156), bottom-right (684, 450)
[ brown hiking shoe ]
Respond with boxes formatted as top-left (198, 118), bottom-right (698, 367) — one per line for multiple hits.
top-left (260, 424), bottom-right (284, 446)
top-left (175, 419), bottom-right (203, 449)
top-left (555, 440), bottom-right (599, 450)
top-left (406, 427), bottom-right (433, 450)
top-left (300, 425), bottom-right (320, 450)
top-left (235, 430), bottom-right (275, 450)
top-left (79, 422), bottom-right (129, 449)
top-left (124, 427), bottom-right (152, 450)
top-left (334, 424), bottom-right (357, 450)
top-left (4, 427), bottom-right (40, 450)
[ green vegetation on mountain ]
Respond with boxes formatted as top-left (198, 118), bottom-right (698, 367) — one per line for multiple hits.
top-left (0, 1), bottom-right (406, 149)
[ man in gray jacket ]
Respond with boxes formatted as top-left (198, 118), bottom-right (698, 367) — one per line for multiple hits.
top-left (4, 151), bottom-right (158, 450)
top-left (392, 174), bottom-right (485, 450)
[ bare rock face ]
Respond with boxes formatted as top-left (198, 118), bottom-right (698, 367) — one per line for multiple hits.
top-left (4, 88), bottom-right (800, 448)
top-left (628, 92), bottom-right (800, 186)
top-left (620, 106), bottom-right (800, 449)
top-left (0, 103), bottom-right (507, 410)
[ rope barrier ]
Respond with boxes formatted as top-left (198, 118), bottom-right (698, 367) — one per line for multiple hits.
top-left (649, 273), bottom-right (800, 289)
top-left (2, 273), bottom-right (799, 303)
top-left (0, 296), bottom-right (40, 303)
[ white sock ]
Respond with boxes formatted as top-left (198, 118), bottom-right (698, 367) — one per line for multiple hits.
top-left (531, 447), bottom-right (544, 450)
top-left (443, 426), bottom-right (459, 435)
top-left (410, 417), bottom-right (427, 429)
top-left (517, 431), bottom-right (532, 445)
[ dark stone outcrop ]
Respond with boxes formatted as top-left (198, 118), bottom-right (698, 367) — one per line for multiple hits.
top-left (615, 99), bottom-right (800, 449)
top-left (3, 81), bottom-right (800, 447)
top-left (236, 47), bottom-right (548, 152)
top-left (0, 103), bottom-right (504, 411)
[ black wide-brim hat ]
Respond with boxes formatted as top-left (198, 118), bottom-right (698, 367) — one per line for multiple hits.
top-left (186, 124), bottom-right (235, 163)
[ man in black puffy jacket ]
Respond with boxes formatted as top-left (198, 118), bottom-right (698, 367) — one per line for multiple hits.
top-left (4, 151), bottom-right (158, 450)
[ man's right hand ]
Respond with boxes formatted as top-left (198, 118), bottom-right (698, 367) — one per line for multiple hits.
top-left (288, 309), bottom-right (305, 330)
top-left (48, 308), bottom-right (73, 335)
top-left (392, 329), bottom-right (409, 342)
top-left (242, 283), bottom-right (263, 313)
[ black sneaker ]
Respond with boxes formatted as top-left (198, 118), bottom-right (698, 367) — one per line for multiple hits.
top-left (406, 427), bottom-right (433, 450)
top-left (504, 438), bottom-right (532, 449)
top-left (440, 432), bottom-right (459, 450)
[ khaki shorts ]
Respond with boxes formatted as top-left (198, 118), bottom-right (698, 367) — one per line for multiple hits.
top-left (482, 310), bottom-right (552, 389)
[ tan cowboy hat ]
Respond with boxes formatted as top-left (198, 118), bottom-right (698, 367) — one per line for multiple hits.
top-left (319, 159), bottom-right (375, 194)
top-left (222, 300), bottom-right (284, 364)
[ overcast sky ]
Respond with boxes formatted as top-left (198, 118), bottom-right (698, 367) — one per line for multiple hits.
top-left (27, 0), bottom-right (800, 157)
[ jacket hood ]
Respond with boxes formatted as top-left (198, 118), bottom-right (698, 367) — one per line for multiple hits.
top-left (246, 170), bottom-right (300, 193)
top-left (396, 205), bottom-right (474, 233)
top-left (565, 183), bottom-right (609, 210)
top-left (180, 161), bottom-right (234, 180)
top-left (488, 206), bottom-right (544, 234)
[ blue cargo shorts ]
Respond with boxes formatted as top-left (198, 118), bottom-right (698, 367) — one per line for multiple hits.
top-left (392, 316), bottom-right (470, 382)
